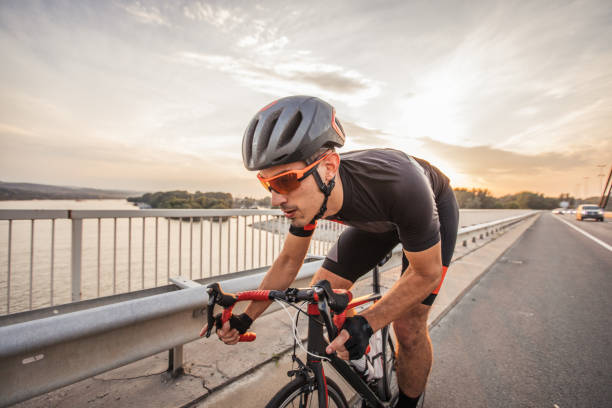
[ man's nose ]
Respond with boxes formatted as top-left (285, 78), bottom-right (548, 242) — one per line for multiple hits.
top-left (270, 190), bottom-right (287, 206)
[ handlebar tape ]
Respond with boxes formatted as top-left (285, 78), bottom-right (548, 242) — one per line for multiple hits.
top-left (239, 332), bottom-right (257, 342)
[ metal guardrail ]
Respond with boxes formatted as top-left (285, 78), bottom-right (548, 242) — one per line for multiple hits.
top-left (0, 211), bottom-right (538, 407)
top-left (0, 209), bottom-right (346, 316)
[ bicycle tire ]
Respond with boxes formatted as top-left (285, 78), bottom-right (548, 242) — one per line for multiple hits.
top-left (266, 375), bottom-right (349, 408)
top-left (376, 326), bottom-right (398, 402)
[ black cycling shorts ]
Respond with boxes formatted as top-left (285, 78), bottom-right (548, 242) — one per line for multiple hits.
top-left (322, 186), bottom-right (459, 306)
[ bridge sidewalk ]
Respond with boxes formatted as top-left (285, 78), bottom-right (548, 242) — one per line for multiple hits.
top-left (15, 214), bottom-right (540, 408)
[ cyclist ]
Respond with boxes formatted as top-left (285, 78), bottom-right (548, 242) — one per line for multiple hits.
top-left (209, 95), bottom-right (459, 408)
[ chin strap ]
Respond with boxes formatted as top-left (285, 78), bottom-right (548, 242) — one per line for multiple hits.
top-left (309, 171), bottom-right (336, 225)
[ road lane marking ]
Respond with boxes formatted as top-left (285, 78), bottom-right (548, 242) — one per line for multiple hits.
top-left (553, 216), bottom-right (612, 252)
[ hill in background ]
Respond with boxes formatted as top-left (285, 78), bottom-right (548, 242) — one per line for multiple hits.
top-left (0, 181), bottom-right (142, 200)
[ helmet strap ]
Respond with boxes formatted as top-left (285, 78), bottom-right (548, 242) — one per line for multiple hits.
top-left (309, 171), bottom-right (335, 224)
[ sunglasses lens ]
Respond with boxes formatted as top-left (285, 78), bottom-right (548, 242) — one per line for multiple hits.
top-left (269, 173), bottom-right (300, 194)
top-left (259, 178), bottom-right (272, 192)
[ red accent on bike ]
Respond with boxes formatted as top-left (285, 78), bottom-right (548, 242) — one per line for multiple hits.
top-left (307, 303), bottom-right (320, 315)
top-left (333, 312), bottom-right (346, 330)
top-left (329, 219), bottom-right (345, 225)
top-left (239, 332), bottom-right (256, 342)
top-left (221, 307), bottom-right (234, 323)
top-left (347, 295), bottom-right (374, 310)
top-left (322, 364), bottom-right (329, 408)
top-left (237, 290), bottom-right (271, 301)
top-left (365, 345), bottom-right (371, 354)
top-left (432, 266), bottom-right (448, 295)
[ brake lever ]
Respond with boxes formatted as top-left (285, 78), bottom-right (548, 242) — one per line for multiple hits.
top-left (203, 286), bottom-right (217, 338)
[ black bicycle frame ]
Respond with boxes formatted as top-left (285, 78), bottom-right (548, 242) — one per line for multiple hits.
top-left (305, 265), bottom-right (388, 408)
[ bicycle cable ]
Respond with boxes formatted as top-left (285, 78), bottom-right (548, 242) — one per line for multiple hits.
top-left (275, 299), bottom-right (331, 362)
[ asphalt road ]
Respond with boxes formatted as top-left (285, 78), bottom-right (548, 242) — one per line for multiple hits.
top-left (423, 213), bottom-right (612, 408)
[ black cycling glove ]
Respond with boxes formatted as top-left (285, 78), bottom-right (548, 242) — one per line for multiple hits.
top-left (214, 312), bottom-right (253, 334)
top-left (342, 315), bottom-right (374, 360)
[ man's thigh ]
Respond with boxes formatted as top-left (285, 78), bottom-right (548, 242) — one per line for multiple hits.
top-left (310, 266), bottom-right (354, 290)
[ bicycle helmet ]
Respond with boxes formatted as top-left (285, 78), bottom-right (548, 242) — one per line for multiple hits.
top-left (242, 95), bottom-right (345, 171)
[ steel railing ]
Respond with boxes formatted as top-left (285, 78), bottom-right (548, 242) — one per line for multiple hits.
top-left (0, 209), bottom-right (347, 316)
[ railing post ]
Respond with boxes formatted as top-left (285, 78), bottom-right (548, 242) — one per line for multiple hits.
top-left (71, 217), bottom-right (83, 302)
top-left (168, 345), bottom-right (184, 377)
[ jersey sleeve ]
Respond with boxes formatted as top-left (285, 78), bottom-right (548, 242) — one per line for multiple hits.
top-left (389, 160), bottom-right (440, 252)
top-left (288, 221), bottom-right (317, 237)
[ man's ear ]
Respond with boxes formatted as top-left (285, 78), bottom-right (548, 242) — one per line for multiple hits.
top-left (323, 153), bottom-right (340, 183)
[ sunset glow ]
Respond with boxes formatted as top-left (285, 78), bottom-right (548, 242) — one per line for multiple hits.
top-left (1, 1), bottom-right (610, 199)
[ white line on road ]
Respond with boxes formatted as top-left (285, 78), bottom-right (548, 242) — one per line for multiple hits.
top-left (553, 216), bottom-right (612, 252)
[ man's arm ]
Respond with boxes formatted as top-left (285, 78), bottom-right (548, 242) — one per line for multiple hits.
top-left (211, 232), bottom-right (312, 345)
top-left (326, 241), bottom-right (442, 354)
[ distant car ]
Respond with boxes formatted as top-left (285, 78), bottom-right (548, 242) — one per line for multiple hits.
top-left (575, 204), bottom-right (604, 221)
top-left (552, 208), bottom-right (564, 214)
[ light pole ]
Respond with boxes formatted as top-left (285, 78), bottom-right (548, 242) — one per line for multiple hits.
top-left (596, 164), bottom-right (606, 195)
top-left (583, 176), bottom-right (589, 199)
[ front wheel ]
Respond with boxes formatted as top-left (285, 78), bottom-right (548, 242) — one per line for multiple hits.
top-left (266, 376), bottom-right (349, 408)
top-left (376, 326), bottom-right (399, 403)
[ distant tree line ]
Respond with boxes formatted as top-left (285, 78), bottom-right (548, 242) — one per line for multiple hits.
top-left (128, 191), bottom-right (273, 209)
top-left (128, 191), bottom-right (233, 209)
top-left (128, 189), bottom-right (605, 211)
top-left (452, 189), bottom-right (603, 209)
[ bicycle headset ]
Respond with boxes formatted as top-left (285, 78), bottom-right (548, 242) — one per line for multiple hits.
top-left (242, 95), bottom-right (346, 224)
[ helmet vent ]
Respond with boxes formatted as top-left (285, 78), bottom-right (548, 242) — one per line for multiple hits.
top-left (244, 119), bottom-right (258, 164)
top-left (278, 111), bottom-right (302, 148)
top-left (258, 110), bottom-right (281, 152)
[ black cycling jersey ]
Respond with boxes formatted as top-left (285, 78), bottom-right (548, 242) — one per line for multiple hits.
top-left (288, 148), bottom-right (459, 306)
top-left (290, 148), bottom-right (450, 252)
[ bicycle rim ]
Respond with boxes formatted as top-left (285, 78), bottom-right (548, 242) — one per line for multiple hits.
top-left (266, 376), bottom-right (349, 408)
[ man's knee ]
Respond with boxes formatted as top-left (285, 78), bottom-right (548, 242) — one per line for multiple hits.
top-left (310, 267), bottom-right (353, 289)
top-left (392, 304), bottom-right (430, 350)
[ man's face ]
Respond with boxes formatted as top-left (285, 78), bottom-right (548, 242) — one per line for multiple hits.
top-left (258, 160), bottom-right (325, 227)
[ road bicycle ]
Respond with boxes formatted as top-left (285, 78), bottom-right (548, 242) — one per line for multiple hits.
top-left (203, 256), bottom-right (399, 408)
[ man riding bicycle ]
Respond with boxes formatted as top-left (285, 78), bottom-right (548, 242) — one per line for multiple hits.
top-left (208, 95), bottom-right (459, 408)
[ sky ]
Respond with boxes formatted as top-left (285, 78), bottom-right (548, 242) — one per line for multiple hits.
top-left (1, 0), bottom-right (611, 199)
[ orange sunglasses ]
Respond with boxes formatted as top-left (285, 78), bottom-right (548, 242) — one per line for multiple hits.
top-left (257, 152), bottom-right (332, 194)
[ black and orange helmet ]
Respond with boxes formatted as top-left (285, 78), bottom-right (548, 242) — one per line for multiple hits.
top-left (242, 96), bottom-right (346, 170)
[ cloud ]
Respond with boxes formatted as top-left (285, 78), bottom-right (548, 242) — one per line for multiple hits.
top-left (420, 136), bottom-right (612, 195)
top-left (176, 52), bottom-right (381, 106)
top-left (183, 2), bottom-right (244, 29)
top-left (422, 137), bottom-right (589, 176)
top-left (118, 2), bottom-right (170, 26)
top-left (341, 121), bottom-right (390, 146)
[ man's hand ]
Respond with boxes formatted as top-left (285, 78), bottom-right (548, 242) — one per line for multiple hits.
top-left (325, 315), bottom-right (373, 359)
top-left (199, 312), bottom-right (252, 345)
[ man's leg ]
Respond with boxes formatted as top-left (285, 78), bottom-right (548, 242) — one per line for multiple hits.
top-left (392, 302), bottom-right (431, 399)
top-left (310, 266), bottom-right (354, 290)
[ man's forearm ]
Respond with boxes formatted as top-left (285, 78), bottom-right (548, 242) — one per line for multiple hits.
top-left (244, 255), bottom-right (302, 320)
top-left (360, 265), bottom-right (440, 332)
